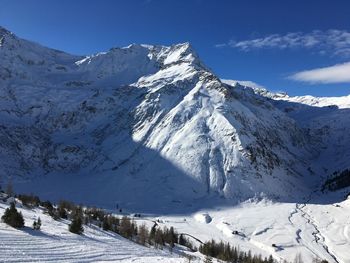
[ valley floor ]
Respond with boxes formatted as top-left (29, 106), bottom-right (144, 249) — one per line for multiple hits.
top-left (136, 196), bottom-right (350, 263)
top-left (1, 194), bottom-right (349, 263)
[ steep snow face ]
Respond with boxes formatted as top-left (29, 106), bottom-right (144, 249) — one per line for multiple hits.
top-left (132, 74), bottom-right (313, 203)
top-left (272, 94), bottom-right (350, 176)
top-left (0, 27), bottom-right (327, 211)
top-left (74, 45), bottom-right (160, 86)
top-left (0, 27), bottom-right (82, 84)
top-left (225, 79), bottom-right (350, 179)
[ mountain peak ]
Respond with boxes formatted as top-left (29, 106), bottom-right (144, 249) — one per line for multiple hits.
top-left (0, 26), bottom-right (13, 44)
top-left (0, 26), bottom-right (11, 35)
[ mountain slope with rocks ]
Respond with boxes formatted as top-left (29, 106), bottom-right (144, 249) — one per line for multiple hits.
top-left (224, 80), bottom-right (350, 183)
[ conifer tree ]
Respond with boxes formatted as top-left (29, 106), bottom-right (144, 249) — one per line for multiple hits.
top-left (102, 216), bottom-right (111, 231)
top-left (154, 228), bottom-right (164, 249)
top-left (1, 202), bottom-right (24, 228)
top-left (149, 224), bottom-right (157, 245)
top-left (69, 216), bottom-right (84, 234)
top-left (138, 224), bottom-right (148, 245)
top-left (119, 216), bottom-right (133, 238)
top-left (33, 217), bottom-right (41, 230)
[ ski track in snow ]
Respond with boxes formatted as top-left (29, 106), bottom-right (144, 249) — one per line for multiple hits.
top-left (147, 198), bottom-right (350, 263)
top-left (297, 203), bottom-right (340, 263)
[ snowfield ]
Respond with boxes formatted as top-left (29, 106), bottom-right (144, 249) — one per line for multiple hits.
top-left (136, 194), bottom-right (350, 263)
top-left (0, 202), bottom-right (197, 263)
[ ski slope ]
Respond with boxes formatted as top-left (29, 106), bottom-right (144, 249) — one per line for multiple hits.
top-left (0, 202), bottom-right (197, 263)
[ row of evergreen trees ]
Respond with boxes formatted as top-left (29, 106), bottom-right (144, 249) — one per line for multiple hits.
top-left (55, 200), bottom-right (195, 250)
top-left (14, 193), bottom-right (195, 251)
top-left (323, 168), bottom-right (350, 191)
top-left (199, 239), bottom-right (329, 263)
top-left (200, 239), bottom-right (275, 263)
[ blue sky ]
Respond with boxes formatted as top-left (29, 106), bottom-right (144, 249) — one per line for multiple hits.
top-left (1, 0), bottom-right (349, 96)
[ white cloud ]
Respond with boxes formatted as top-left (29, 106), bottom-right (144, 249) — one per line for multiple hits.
top-left (289, 62), bottom-right (350, 84)
top-left (214, 43), bottom-right (227, 48)
top-left (226, 30), bottom-right (350, 57)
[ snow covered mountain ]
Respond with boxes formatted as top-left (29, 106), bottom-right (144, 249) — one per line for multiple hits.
top-left (1, 26), bottom-right (350, 263)
top-left (224, 80), bottom-right (350, 181)
top-left (0, 26), bottom-right (348, 212)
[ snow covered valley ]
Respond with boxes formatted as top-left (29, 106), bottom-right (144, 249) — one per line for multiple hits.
top-left (1, 194), bottom-right (350, 262)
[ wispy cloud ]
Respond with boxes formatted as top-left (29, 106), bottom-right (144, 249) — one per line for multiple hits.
top-left (222, 30), bottom-right (350, 57)
top-left (214, 43), bottom-right (227, 48)
top-left (289, 62), bottom-right (350, 84)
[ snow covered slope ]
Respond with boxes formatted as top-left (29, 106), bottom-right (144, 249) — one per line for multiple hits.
top-left (223, 79), bottom-right (350, 180)
top-left (274, 93), bottom-right (350, 109)
top-left (0, 201), bottom-right (193, 263)
top-left (145, 193), bottom-right (350, 263)
top-left (0, 26), bottom-right (319, 210)
top-left (272, 93), bottom-right (350, 176)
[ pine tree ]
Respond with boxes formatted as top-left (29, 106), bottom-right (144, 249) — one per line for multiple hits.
top-left (154, 228), bottom-right (164, 249)
top-left (102, 216), bottom-right (111, 231)
top-left (69, 216), bottom-right (84, 234)
top-left (33, 217), bottom-right (41, 230)
top-left (149, 224), bottom-right (157, 245)
top-left (1, 202), bottom-right (24, 228)
top-left (138, 224), bottom-right (148, 245)
top-left (58, 206), bottom-right (68, 219)
top-left (119, 216), bottom-right (133, 238)
top-left (167, 226), bottom-right (177, 248)
top-left (178, 234), bottom-right (186, 246)
top-left (268, 255), bottom-right (274, 263)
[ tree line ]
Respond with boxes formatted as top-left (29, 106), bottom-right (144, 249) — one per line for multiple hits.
top-left (323, 168), bottom-right (350, 192)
